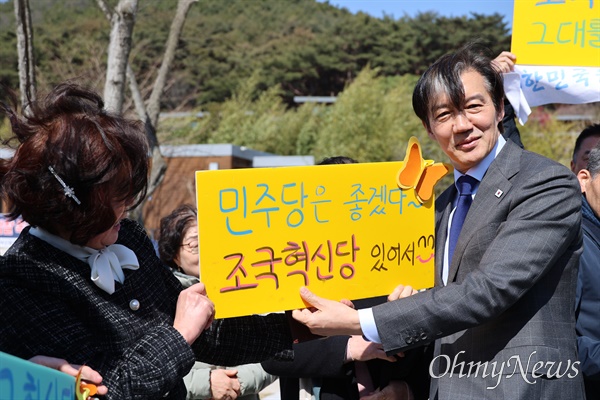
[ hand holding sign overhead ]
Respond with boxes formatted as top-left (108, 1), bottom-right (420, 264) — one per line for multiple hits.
top-left (507, 0), bottom-right (600, 124)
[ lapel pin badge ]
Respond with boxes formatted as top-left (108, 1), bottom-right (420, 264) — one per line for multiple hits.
top-left (495, 189), bottom-right (503, 198)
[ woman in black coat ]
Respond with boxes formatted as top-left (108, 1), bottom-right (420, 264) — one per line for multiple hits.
top-left (0, 83), bottom-right (291, 400)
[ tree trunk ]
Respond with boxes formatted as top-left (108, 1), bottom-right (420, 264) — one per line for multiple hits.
top-left (96, 0), bottom-right (198, 223)
top-left (142, 0), bottom-right (198, 214)
top-left (14, 0), bottom-right (36, 111)
top-left (146, 0), bottom-right (198, 128)
top-left (103, 0), bottom-right (138, 113)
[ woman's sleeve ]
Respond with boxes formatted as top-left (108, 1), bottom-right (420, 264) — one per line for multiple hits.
top-left (230, 363), bottom-right (277, 395)
top-left (182, 362), bottom-right (214, 399)
top-left (192, 313), bottom-right (293, 366)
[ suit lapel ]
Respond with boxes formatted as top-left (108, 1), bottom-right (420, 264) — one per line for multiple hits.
top-left (446, 139), bottom-right (522, 283)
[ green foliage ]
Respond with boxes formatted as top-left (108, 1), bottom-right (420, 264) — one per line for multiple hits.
top-left (311, 67), bottom-right (419, 162)
top-left (158, 68), bottom-right (435, 164)
top-left (519, 113), bottom-right (580, 168)
top-left (0, 2), bottom-right (18, 89)
top-left (0, 0), bottom-right (513, 110)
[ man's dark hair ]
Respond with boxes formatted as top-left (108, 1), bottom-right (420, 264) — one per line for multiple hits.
top-left (572, 123), bottom-right (600, 162)
top-left (317, 156), bottom-right (358, 165)
top-left (586, 141), bottom-right (600, 178)
top-left (412, 43), bottom-right (505, 133)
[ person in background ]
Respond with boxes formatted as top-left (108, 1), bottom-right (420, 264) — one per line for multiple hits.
top-left (292, 43), bottom-right (584, 399)
top-left (490, 51), bottom-right (524, 149)
top-left (574, 140), bottom-right (600, 399)
top-left (572, 123), bottom-right (600, 174)
top-left (0, 83), bottom-right (292, 400)
top-left (159, 204), bottom-right (276, 400)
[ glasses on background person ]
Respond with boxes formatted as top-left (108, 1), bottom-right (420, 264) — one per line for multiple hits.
top-left (181, 239), bottom-right (199, 254)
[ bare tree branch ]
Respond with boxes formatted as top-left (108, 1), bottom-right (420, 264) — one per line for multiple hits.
top-left (146, 0), bottom-right (198, 128)
top-left (14, 0), bottom-right (36, 111)
top-left (103, 0), bottom-right (138, 113)
top-left (95, 0), bottom-right (112, 19)
top-left (95, 0), bottom-right (198, 223)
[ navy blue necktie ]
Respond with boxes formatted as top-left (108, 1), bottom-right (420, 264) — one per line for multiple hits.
top-left (448, 175), bottom-right (478, 264)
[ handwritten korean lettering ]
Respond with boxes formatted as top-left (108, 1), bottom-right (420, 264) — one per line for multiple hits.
top-left (252, 247), bottom-right (282, 288)
top-left (220, 235), bottom-right (360, 291)
top-left (370, 242), bottom-right (401, 271)
top-left (547, 70), bottom-right (568, 90)
top-left (370, 235), bottom-right (434, 271)
top-left (0, 368), bottom-right (13, 399)
top-left (529, 0), bottom-right (599, 49)
top-left (252, 183), bottom-right (280, 228)
top-left (0, 356), bottom-right (75, 400)
top-left (344, 184), bottom-right (367, 221)
top-left (522, 70), bottom-right (546, 92)
top-left (310, 185), bottom-right (332, 223)
top-left (220, 187), bottom-right (252, 236)
top-left (220, 253), bottom-right (259, 293)
top-left (281, 182), bottom-right (307, 228)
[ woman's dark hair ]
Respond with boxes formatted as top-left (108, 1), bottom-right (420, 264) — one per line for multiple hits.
top-left (158, 204), bottom-right (197, 270)
top-left (0, 83), bottom-right (150, 245)
top-left (412, 43), bottom-right (505, 133)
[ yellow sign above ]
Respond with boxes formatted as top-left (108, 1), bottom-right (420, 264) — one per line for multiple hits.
top-left (512, 0), bottom-right (600, 67)
top-left (196, 138), bottom-right (450, 318)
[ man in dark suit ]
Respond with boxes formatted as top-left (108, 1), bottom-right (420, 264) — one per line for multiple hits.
top-left (292, 44), bottom-right (584, 399)
top-left (574, 139), bottom-right (600, 399)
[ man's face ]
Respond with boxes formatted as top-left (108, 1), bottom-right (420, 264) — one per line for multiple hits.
top-left (571, 135), bottom-right (600, 173)
top-left (425, 69), bottom-right (503, 174)
top-left (579, 169), bottom-right (600, 218)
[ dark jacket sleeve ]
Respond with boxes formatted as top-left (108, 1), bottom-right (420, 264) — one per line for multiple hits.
top-left (576, 230), bottom-right (600, 380)
top-left (261, 336), bottom-right (351, 378)
top-left (193, 313), bottom-right (294, 366)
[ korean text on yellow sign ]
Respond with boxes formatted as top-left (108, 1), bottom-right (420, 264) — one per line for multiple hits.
top-left (512, 0), bottom-right (600, 67)
top-left (196, 141), bottom-right (449, 318)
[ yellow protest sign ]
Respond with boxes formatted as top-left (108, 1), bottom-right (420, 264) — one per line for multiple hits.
top-left (512, 0), bottom-right (600, 67)
top-left (196, 138), bottom-right (450, 318)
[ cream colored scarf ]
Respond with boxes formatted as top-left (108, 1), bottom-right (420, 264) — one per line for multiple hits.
top-left (30, 227), bottom-right (139, 294)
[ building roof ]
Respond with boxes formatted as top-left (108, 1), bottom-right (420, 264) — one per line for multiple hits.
top-left (160, 143), bottom-right (273, 161)
top-left (253, 155), bottom-right (315, 167)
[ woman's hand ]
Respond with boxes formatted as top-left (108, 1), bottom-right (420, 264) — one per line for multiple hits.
top-left (28, 356), bottom-right (108, 396)
top-left (173, 283), bottom-right (215, 344)
top-left (210, 369), bottom-right (241, 400)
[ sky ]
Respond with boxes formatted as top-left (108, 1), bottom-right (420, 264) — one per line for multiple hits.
top-left (319, 0), bottom-right (515, 30)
